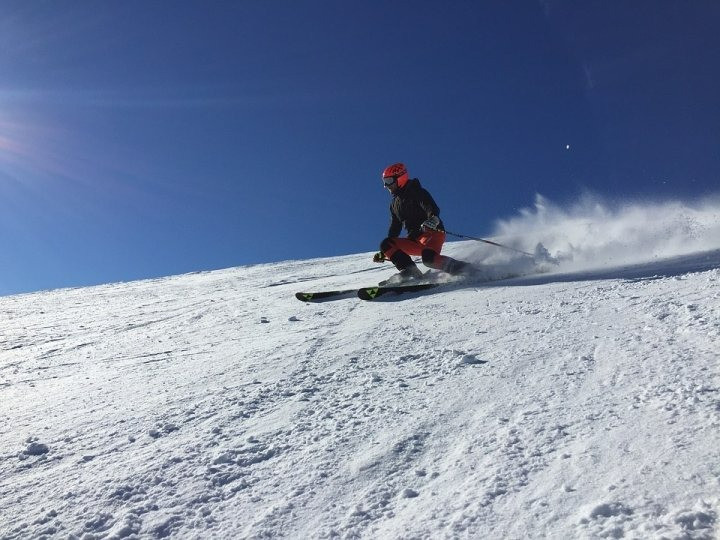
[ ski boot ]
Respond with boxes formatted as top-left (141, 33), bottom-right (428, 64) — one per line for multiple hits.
top-left (379, 265), bottom-right (424, 286)
top-left (443, 258), bottom-right (474, 276)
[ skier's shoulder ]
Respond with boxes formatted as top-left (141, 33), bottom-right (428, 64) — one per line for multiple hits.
top-left (399, 178), bottom-right (425, 198)
top-left (408, 178), bottom-right (437, 200)
top-left (406, 178), bottom-right (422, 190)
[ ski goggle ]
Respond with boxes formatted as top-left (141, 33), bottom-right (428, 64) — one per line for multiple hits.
top-left (383, 176), bottom-right (398, 187)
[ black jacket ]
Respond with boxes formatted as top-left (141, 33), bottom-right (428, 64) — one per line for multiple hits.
top-left (388, 178), bottom-right (444, 240)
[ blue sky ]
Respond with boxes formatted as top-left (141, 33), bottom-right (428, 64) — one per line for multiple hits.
top-left (1, 1), bottom-right (718, 296)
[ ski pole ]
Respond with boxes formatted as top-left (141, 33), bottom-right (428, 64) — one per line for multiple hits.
top-left (441, 229), bottom-right (535, 258)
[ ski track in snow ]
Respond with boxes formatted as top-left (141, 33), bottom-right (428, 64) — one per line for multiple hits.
top-left (1, 248), bottom-right (720, 539)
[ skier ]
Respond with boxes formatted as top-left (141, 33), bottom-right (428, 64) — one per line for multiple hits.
top-left (373, 162), bottom-right (471, 283)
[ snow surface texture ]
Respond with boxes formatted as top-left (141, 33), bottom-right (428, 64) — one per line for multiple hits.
top-left (2, 197), bottom-right (720, 539)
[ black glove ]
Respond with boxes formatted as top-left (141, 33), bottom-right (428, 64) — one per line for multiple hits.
top-left (421, 215), bottom-right (441, 231)
top-left (373, 251), bottom-right (386, 263)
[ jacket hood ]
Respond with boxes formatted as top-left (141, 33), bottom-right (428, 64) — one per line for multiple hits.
top-left (395, 178), bottom-right (421, 196)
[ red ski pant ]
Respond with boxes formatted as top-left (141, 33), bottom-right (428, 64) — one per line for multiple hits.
top-left (382, 230), bottom-right (447, 268)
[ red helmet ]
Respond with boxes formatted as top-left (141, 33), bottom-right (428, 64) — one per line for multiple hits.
top-left (382, 162), bottom-right (409, 189)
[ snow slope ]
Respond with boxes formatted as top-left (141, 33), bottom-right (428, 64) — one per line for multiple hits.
top-left (2, 198), bottom-right (720, 539)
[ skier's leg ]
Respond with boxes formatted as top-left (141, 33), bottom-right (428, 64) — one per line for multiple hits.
top-left (423, 252), bottom-right (472, 274)
top-left (380, 237), bottom-right (424, 277)
top-left (418, 231), bottom-right (472, 275)
top-left (417, 230), bottom-right (447, 270)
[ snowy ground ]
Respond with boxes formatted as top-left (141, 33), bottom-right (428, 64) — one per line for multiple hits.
top-left (1, 245), bottom-right (719, 539)
top-left (2, 198), bottom-right (720, 539)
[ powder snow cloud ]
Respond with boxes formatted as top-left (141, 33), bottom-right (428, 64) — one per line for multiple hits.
top-left (455, 193), bottom-right (720, 277)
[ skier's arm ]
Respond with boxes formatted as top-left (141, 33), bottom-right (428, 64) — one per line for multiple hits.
top-left (418, 188), bottom-right (444, 231)
top-left (418, 188), bottom-right (441, 218)
top-left (388, 207), bottom-right (402, 237)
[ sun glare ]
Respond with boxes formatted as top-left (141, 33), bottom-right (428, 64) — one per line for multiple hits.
top-left (0, 110), bottom-right (72, 183)
top-left (0, 122), bottom-right (24, 157)
top-left (0, 112), bottom-right (36, 171)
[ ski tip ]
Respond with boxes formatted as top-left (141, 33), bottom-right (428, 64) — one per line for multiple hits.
top-left (295, 289), bottom-right (358, 302)
top-left (357, 282), bottom-right (439, 301)
top-left (357, 287), bottom-right (380, 300)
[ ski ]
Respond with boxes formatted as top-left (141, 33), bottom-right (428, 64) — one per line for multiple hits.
top-left (295, 282), bottom-right (441, 302)
top-left (295, 289), bottom-right (357, 302)
top-left (357, 282), bottom-right (439, 301)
